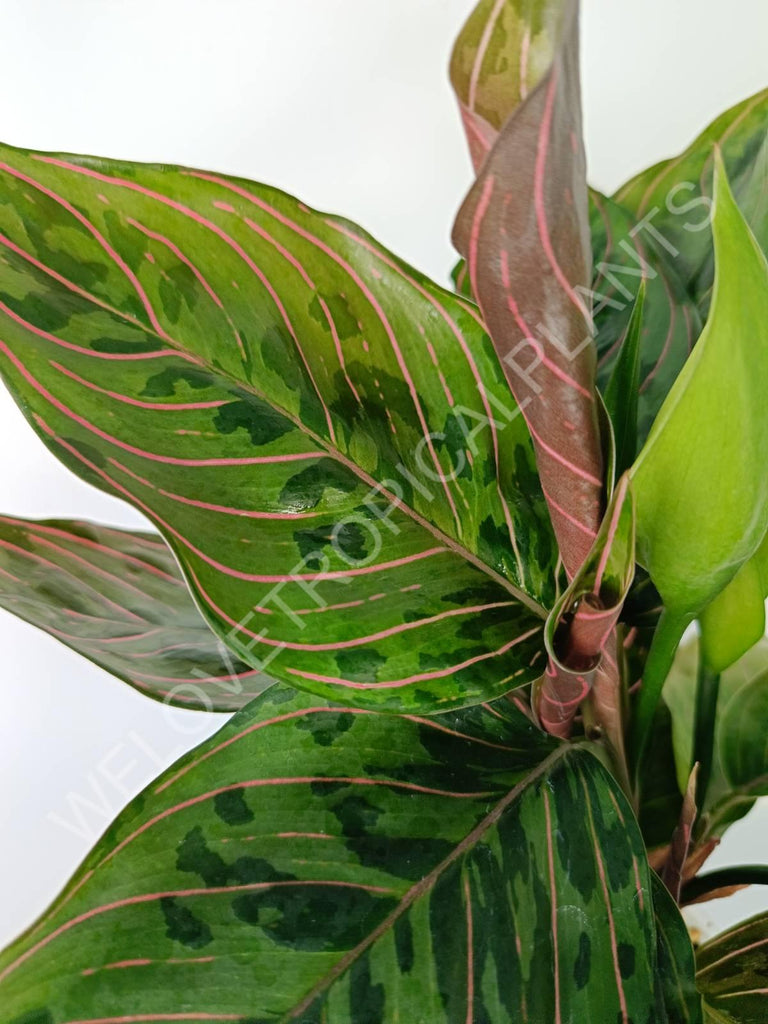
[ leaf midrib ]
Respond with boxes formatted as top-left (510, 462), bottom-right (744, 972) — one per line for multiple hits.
top-left (282, 744), bottom-right (570, 1021)
top-left (4, 203), bottom-right (547, 617)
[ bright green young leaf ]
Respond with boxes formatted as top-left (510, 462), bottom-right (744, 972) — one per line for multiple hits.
top-left (697, 912), bottom-right (768, 1023)
top-left (653, 874), bottom-right (704, 1024)
top-left (699, 532), bottom-right (768, 674)
top-left (630, 155), bottom-right (768, 760)
top-left (0, 142), bottom-right (559, 714)
top-left (590, 191), bottom-right (702, 447)
top-left (615, 88), bottom-right (768, 314)
top-left (0, 515), bottom-right (270, 710)
top-left (632, 154), bottom-right (768, 619)
top-left (0, 686), bottom-right (664, 1022)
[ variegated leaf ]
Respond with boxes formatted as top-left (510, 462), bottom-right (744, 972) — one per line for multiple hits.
top-left (653, 874), bottom-right (703, 1023)
top-left (452, 0), bottom-right (605, 580)
top-left (0, 142), bottom-right (559, 714)
top-left (0, 515), bottom-right (269, 710)
top-left (450, 0), bottom-right (566, 172)
top-left (697, 912), bottom-right (768, 1023)
top-left (590, 191), bottom-right (702, 447)
top-left (0, 685), bottom-right (664, 1022)
top-left (615, 88), bottom-right (768, 315)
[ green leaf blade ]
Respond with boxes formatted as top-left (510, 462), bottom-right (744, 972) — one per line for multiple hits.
top-left (604, 281), bottom-right (645, 478)
top-left (631, 155), bottom-right (768, 621)
top-left (615, 88), bottom-right (768, 311)
top-left (0, 516), bottom-right (271, 710)
top-left (591, 191), bottom-right (702, 450)
top-left (0, 689), bottom-right (661, 1022)
top-left (0, 143), bottom-right (559, 713)
top-left (698, 912), bottom-right (768, 1023)
top-left (653, 874), bottom-right (704, 1024)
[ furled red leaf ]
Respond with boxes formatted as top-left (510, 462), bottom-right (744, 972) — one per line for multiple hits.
top-left (697, 911), bottom-right (768, 1022)
top-left (0, 684), bottom-right (665, 1021)
top-left (452, 0), bottom-right (605, 580)
top-left (615, 88), bottom-right (768, 314)
top-left (450, 0), bottom-right (566, 172)
top-left (535, 473), bottom-right (635, 750)
top-left (0, 141), bottom-right (560, 714)
top-left (0, 515), bottom-right (269, 710)
top-left (590, 191), bottom-right (702, 447)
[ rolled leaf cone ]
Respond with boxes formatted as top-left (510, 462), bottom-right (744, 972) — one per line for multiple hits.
top-left (535, 474), bottom-right (636, 743)
top-left (449, 0), bottom-right (567, 174)
top-left (452, 0), bottom-right (604, 583)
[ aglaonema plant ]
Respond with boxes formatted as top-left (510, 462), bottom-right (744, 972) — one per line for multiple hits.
top-left (0, 0), bottom-right (767, 1019)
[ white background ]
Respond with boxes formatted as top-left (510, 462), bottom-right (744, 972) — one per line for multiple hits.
top-left (1, 0), bottom-right (767, 947)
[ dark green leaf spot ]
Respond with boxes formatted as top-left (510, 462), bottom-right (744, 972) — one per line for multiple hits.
top-left (214, 788), bottom-right (254, 826)
top-left (160, 896), bottom-right (212, 949)
top-left (213, 399), bottom-right (294, 448)
top-left (574, 931), bottom-right (591, 989)
top-left (618, 942), bottom-right (636, 980)
top-left (295, 711), bottom-right (356, 747)
top-left (335, 648), bottom-right (386, 683)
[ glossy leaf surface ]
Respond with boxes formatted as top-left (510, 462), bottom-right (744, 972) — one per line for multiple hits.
top-left (616, 88), bottom-right (768, 313)
top-left (603, 281), bottom-right (644, 478)
top-left (590, 191), bottom-right (702, 447)
top-left (452, 0), bottom-right (605, 579)
top-left (631, 156), bottom-right (768, 621)
top-left (698, 912), bottom-right (768, 1023)
top-left (0, 515), bottom-right (267, 710)
top-left (0, 142), bottom-right (558, 713)
top-left (699, 533), bottom-right (768, 674)
top-left (0, 685), bottom-right (664, 1023)
top-left (450, 0), bottom-right (565, 171)
top-left (653, 874), bottom-right (704, 1024)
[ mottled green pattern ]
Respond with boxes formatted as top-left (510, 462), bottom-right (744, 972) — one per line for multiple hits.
top-left (698, 912), bottom-right (768, 1023)
top-left (0, 516), bottom-right (268, 710)
top-left (653, 875), bottom-right (703, 1023)
top-left (615, 88), bottom-right (768, 315)
top-left (449, 0), bottom-right (566, 170)
top-left (0, 685), bottom-right (664, 1023)
top-left (0, 142), bottom-right (559, 713)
